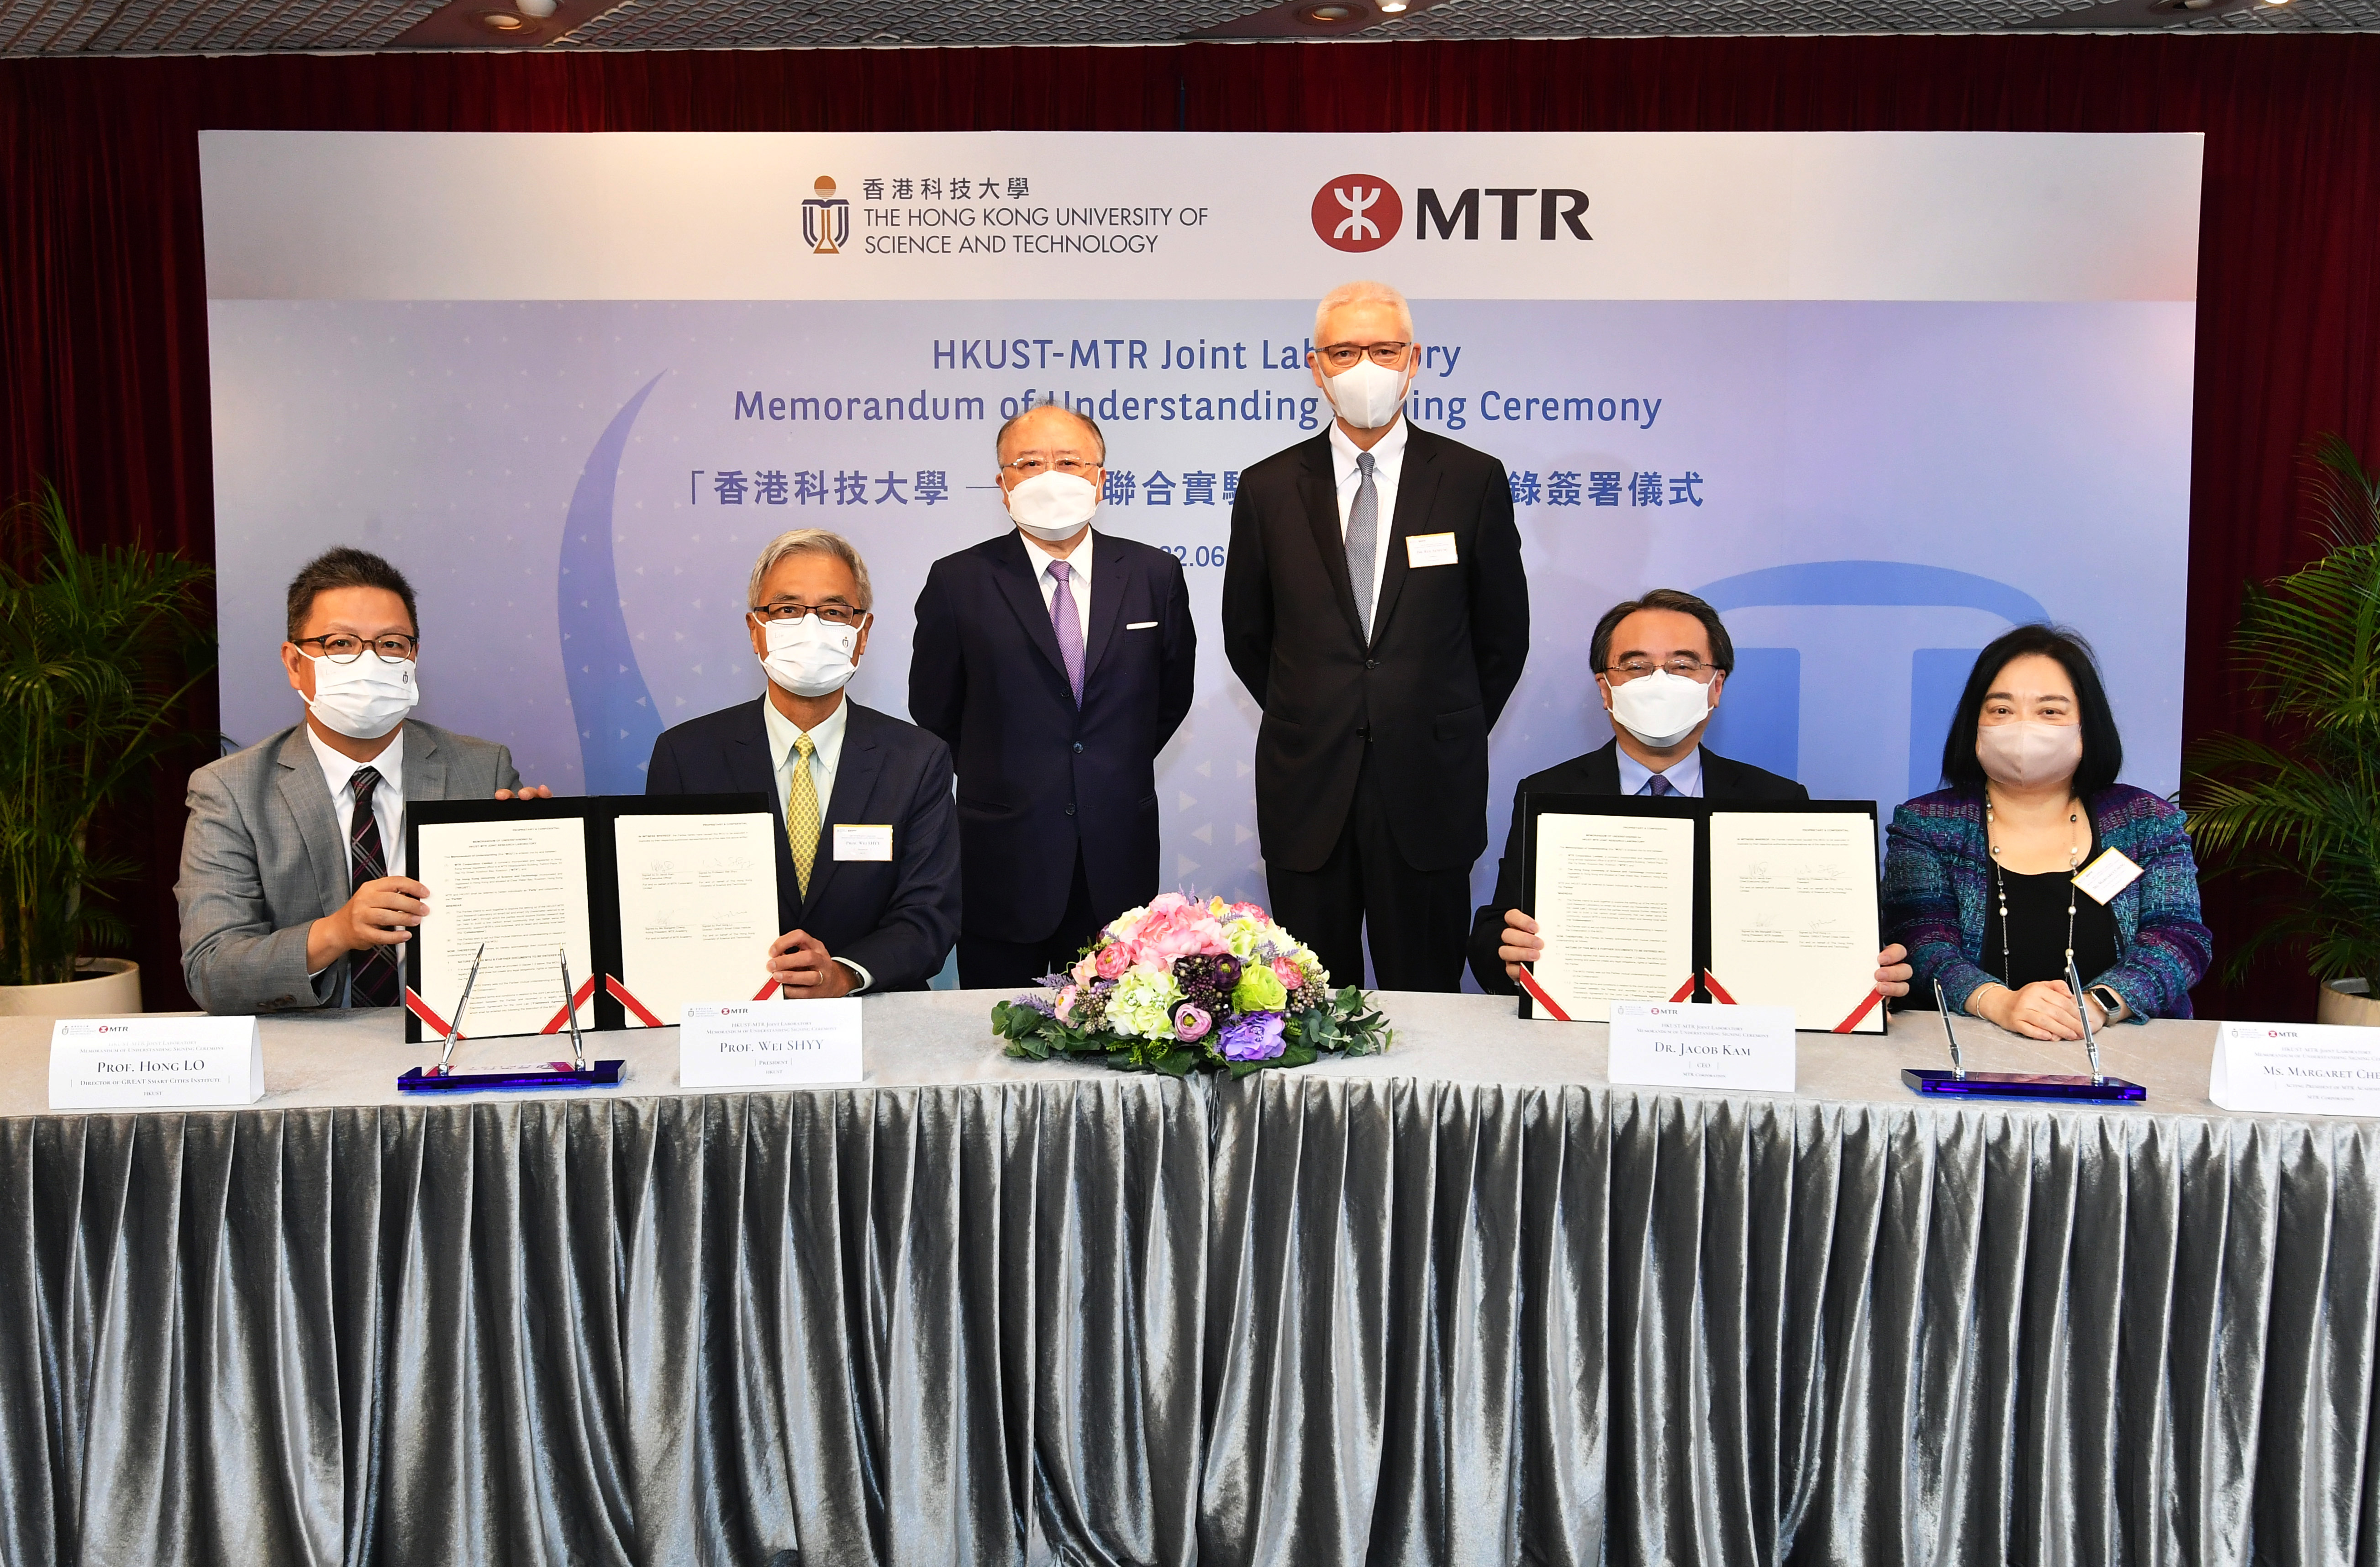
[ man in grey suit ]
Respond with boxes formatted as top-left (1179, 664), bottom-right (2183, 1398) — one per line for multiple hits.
top-left (176, 548), bottom-right (548, 1015)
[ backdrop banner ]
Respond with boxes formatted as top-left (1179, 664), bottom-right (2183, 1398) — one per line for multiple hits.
top-left (201, 130), bottom-right (2201, 986)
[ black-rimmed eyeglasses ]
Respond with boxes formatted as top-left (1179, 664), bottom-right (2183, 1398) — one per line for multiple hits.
top-left (295, 634), bottom-right (418, 664)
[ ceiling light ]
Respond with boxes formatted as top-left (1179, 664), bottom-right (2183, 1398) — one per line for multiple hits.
top-left (516, 0), bottom-right (558, 14)
top-left (1379, 1), bottom-right (1409, 12)
top-left (1301, 3), bottom-right (1359, 19)
top-left (475, 8), bottom-right (528, 27)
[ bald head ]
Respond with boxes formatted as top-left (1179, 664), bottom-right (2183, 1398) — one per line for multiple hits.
top-left (996, 404), bottom-right (1106, 465)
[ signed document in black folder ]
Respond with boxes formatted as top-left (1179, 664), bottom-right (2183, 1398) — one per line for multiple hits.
top-left (1524, 797), bottom-right (1884, 1032)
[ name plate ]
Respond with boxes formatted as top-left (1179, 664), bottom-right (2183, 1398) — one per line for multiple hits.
top-left (2210, 1020), bottom-right (2380, 1116)
top-left (1608, 999), bottom-right (1796, 1093)
top-left (679, 997), bottom-right (863, 1087)
top-left (49, 1016), bottom-right (264, 1110)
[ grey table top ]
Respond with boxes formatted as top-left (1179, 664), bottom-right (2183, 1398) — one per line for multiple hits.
top-left (0, 987), bottom-right (2279, 1123)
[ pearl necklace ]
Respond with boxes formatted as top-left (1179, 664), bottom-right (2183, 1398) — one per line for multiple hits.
top-left (1985, 787), bottom-right (2082, 987)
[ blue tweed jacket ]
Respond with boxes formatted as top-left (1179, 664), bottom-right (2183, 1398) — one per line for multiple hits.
top-left (1882, 784), bottom-right (2212, 1021)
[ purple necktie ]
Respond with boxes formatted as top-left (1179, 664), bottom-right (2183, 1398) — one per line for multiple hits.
top-left (348, 765), bottom-right (400, 1007)
top-left (1640, 773), bottom-right (1679, 797)
top-left (1049, 560), bottom-right (1085, 706)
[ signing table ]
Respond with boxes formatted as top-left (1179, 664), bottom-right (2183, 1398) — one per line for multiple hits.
top-left (1, 994), bottom-right (2372, 1567)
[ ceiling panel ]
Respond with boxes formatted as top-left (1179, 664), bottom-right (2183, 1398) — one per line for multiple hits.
top-left (0, 0), bottom-right (2368, 57)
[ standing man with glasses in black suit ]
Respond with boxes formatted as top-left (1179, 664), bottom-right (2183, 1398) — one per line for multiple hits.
top-left (1222, 280), bottom-right (1530, 992)
top-left (911, 404), bottom-right (1197, 989)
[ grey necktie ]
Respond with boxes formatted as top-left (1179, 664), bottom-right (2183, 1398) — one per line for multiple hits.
top-left (1347, 450), bottom-right (1378, 639)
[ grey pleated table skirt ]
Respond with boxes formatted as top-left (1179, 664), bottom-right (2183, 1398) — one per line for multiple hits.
top-left (1, 993), bottom-right (2371, 1566)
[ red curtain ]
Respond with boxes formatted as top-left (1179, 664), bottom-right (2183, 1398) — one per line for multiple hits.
top-left (6, 38), bottom-right (2377, 1017)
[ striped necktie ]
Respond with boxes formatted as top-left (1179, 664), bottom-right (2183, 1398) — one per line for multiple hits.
top-left (347, 765), bottom-right (399, 1007)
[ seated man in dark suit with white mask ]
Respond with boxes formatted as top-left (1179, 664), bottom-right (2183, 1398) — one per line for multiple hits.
top-left (1466, 588), bottom-right (1914, 995)
top-left (646, 528), bottom-right (959, 995)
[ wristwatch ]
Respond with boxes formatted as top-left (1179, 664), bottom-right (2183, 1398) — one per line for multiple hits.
top-left (2086, 984), bottom-right (2124, 1024)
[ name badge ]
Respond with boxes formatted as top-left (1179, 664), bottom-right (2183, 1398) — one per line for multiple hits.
top-left (679, 997), bottom-right (863, 1087)
top-left (1608, 999), bottom-right (1796, 1093)
top-left (2210, 1020), bottom-right (2380, 1115)
top-left (833, 823), bottom-right (893, 861)
top-left (2072, 847), bottom-right (2144, 905)
top-left (1406, 532), bottom-right (1459, 569)
top-left (50, 1015), bottom-right (265, 1110)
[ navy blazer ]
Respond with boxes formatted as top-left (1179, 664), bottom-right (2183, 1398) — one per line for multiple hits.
top-left (644, 696), bottom-right (960, 992)
top-left (910, 530), bottom-right (1195, 939)
top-left (1464, 739), bottom-right (1807, 993)
top-left (1221, 424), bottom-right (1530, 874)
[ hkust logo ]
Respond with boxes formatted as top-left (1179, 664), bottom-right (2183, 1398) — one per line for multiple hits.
top-left (1311, 174), bottom-right (1592, 252)
top-left (805, 175), bottom-right (850, 255)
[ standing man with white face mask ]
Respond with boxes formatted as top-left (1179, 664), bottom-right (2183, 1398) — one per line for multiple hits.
top-left (1468, 588), bottom-right (1914, 998)
top-left (910, 406), bottom-right (1196, 988)
top-left (648, 528), bottom-right (959, 995)
top-left (176, 547), bottom-right (551, 1014)
top-left (1221, 280), bottom-right (1530, 992)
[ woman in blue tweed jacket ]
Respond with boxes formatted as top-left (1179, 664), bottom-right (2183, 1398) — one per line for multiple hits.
top-left (1884, 624), bottom-right (2211, 1037)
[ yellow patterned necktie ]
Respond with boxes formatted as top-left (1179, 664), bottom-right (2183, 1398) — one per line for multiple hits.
top-left (787, 732), bottom-right (820, 896)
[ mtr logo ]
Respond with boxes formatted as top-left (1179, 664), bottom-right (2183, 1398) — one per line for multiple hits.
top-left (1311, 175), bottom-right (1591, 253)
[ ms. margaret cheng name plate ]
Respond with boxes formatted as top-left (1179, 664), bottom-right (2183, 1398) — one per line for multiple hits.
top-left (1607, 999), bottom-right (1796, 1094)
top-left (2210, 1020), bottom-right (2380, 1116)
top-left (50, 1015), bottom-right (265, 1110)
top-left (679, 997), bottom-right (864, 1088)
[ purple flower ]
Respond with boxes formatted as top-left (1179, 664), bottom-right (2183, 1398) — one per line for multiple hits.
top-left (1014, 992), bottom-right (1058, 1017)
top-left (1174, 1003), bottom-right (1213, 1042)
top-left (1216, 1012), bottom-right (1286, 1062)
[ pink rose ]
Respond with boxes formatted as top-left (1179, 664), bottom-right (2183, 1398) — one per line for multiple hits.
top-left (1124, 899), bottom-right (1228, 968)
top-left (1272, 957), bottom-right (1304, 991)
top-left (1095, 943), bottom-right (1131, 979)
top-left (1072, 954), bottom-right (1100, 987)
top-left (1055, 986), bottom-right (1080, 1023)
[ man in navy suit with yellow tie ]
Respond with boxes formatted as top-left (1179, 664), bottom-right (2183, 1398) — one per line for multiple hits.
top-left (911, 405), bottom-right (1197, 988)
top-left (646, 528), bottom-right (959, 994)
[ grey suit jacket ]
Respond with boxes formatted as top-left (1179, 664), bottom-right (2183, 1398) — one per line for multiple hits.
top-left (176, 720), bottom-right (521, 1015)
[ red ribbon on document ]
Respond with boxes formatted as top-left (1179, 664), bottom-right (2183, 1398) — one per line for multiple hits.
top-left (1701, 971), bottom-right (1739, 1005)
top-left (753, 976), bottom-right (785, 1002)
top-left (1513, 966), bottom-right (1573, 1022)
top-left (1668, 977), bottom-right (1698, 1003)
top-left (403, 987), bottom-right (458, 1039)
top-left (1832, 988), bottom-right (1885, 1033)
top-left (538, 975), bottom-right (598, 1035)
top-left (604, 975), bottom-right (665, 1029)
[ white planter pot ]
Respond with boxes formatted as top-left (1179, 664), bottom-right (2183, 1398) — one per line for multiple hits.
top-left (2317, 978), bottom-right (2380, 1029)
top-left (0, 958), bottom-right (142, 1018)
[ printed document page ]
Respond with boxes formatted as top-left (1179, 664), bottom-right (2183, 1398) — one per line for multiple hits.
top-left (614, 812), bottom-right (781, 1023)
top-left (1706, 811), bottom-right (1884, 1032)
top-left (414, 817), bottom-right (595, 1038)
top-left (1529, 813), bottom-right (1695, 1022)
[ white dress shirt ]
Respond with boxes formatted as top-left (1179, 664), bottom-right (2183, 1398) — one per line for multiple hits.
top-left (306, 723), bottom-right (407, 876)
top-left (1024, 528), bottom-right (1095, 645)
top-left (1328, 416), bottom-right (1406, 629)
top-left (1615, 743), bottom-right (1706, 799)
top-left (304, 724), bottom-right (406, 994)
top-left (759, 693), bottom-right (871, 992)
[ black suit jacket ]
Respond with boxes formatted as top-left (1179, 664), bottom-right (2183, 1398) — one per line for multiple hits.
top-left (1464, 739), bottom-right (1808, 993)
top-left (909, 530), bottom-right (1195, 939)
top-left (1221, 424), bottom-right (1529, 873)
top-left (644, 697), bottom-right (960, 992)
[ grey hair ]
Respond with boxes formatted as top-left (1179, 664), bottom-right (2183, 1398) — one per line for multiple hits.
top-left (1315, 280), bottom-right (1415, 342)
top-left (996, 402), bottom-right (1106, 463)
top-left (746, 528), bottom-right (874, 612)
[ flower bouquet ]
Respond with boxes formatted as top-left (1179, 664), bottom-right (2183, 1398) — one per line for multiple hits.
top-left (991, 893), bottom-right (1393, 1077)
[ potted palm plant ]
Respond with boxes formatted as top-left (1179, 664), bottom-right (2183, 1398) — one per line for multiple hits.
top-left (2185, 435), bottom-right (2380, 1025)
top-left (0, 482), bottom-right (215, 1015)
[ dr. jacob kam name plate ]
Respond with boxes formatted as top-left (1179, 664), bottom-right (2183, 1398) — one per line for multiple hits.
top-left (1607, 999), bottom-right (1797, 1094)
top-left (49, 1015), bottom-right (265, 1110)
top-left (679, 997), bottom-right (864, 1088)
top-left (2210, 1019), bottom-right (2380, 1117)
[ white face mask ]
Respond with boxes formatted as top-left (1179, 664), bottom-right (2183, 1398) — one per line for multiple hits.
top-left (304, 652), bottom-right (418, 740)
top-left (1005, 470), bottom-right (1101, 542)
top-left (1320, 356), bottom-right (1413, 431)
top-left (761, 615), bottom-right (862, 698)
top-left (1606, 669), bottom-right (1713, 750)
top-left (1976, 721), bottom-right (2082, 789)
